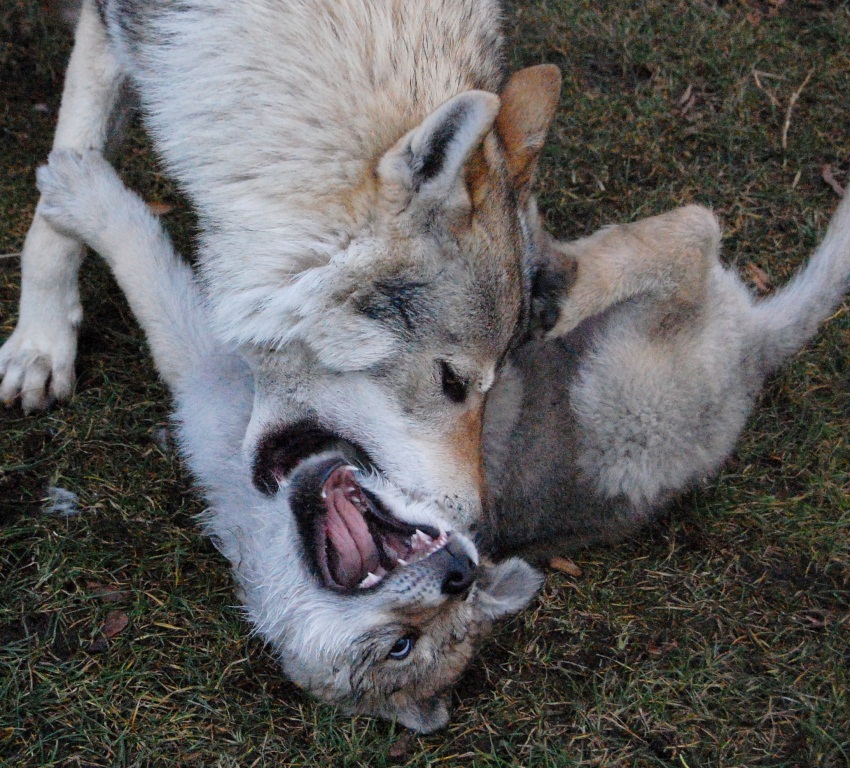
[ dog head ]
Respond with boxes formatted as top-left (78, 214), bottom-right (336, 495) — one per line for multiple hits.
top-left (215, 451), bottom-right (541, 733)
top-left (235, 66), bottom-right (562, 532)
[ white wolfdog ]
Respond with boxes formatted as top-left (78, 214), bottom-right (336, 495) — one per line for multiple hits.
top-left (0, 0), bottom-right (561, 533)
top-left (35, 148), bottom-right (850, 732)
top-left (3, 0), bottom-right (563, 732)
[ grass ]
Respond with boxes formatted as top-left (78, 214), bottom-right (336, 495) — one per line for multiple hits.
top-left (1, 0), bottom-right (849, 765)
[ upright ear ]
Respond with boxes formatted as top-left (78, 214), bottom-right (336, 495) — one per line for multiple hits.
top-left (393, 695), bottom-right (451, 733)
top-left (496, 64), bottom-right (561, 193)
top-left (479, 557), bottom-right (543, 620)
top-left (379, 90), bottom-right (500, 213)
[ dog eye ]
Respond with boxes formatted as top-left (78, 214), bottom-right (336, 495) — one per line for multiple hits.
top-left (439, 361), bottom-right (468, 404)
top-left (387, 634), bottom-right (416, 660)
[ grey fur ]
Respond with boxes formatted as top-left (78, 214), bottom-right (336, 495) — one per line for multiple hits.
top-left (483, 203), bottom-right (850, 561)
top-left (35, 149), bottom-right (543, 734)
top-left (36, 150), bottom-right (850, 732)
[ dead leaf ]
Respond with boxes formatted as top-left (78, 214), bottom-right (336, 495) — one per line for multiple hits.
top-left (101, 610), bottom-right (130, 638)
top-left (388, 730), bottom-right (415, 760)
top-left (648, 639), bottom-right (679, 656)
top-left (87, 582), bottom-right (130, 603)
top-left (745, 263), bottom-right (772, 294)
top-left (88, 637), bottom-right (108, 653)
top-left (147, 201), bottom-right (175, 216)
top-left (550, 556), bottom-right (583, 577)
top-left (821, 164), bottom-right (845, 197)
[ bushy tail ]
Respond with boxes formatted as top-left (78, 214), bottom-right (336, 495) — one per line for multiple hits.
top-left (750, 191), bottom-right (850, 373)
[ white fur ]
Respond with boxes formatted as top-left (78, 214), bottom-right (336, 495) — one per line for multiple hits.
top-left (4, 0), bottom-right (536, 537)
top-left (0, 0), bottom-right (125, 411)
top-left (99, 0), bottom-right (505, 350)
top-left (36, 148), bottom-right (542, 733)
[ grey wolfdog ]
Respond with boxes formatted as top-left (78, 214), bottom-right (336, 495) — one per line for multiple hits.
top-left (2, 0), bottom-right (563, 731)
top-left (0, 0), bottom-right (561, 532)
top-left (35, 148), bottom-right (850, 732)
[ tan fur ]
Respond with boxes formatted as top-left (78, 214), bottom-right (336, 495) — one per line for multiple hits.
top-left (496, 65), bottom-right (562, 192)
top-left (547, 205), bottom-right (720, 338)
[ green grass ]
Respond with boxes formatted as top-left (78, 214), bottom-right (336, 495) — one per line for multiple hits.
top-left (2, 1), bottom-right (849, 765)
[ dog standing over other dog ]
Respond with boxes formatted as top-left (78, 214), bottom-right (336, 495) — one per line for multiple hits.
top-left (35, 149), bottom-right (544, 733)
top-left (34, 147), bottom-right (850, 732)
top-left (0, 0), bottom-right (563, 731)
top-left (0, 0), bottom-right (561, 530)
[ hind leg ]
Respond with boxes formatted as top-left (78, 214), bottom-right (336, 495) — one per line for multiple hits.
top-left (37, 149), bottom-right (216, 393)
top-left (0, 0), bottom-right (125, 411)
top-left (541, 205), bottom-right (722, 338)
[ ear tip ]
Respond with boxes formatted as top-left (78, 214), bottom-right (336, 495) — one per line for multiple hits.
top-left (507, 64), bottom-right (562, 98)
top-left (535, 63), bottom-right (562, 81)
top-left (463, 89), bottom-right (501, 119)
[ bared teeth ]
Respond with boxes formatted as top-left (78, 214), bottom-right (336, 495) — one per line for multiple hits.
top-left (358, 572), bottom-right (381, 589)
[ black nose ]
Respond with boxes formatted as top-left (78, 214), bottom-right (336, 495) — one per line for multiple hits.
top-left (440, 538), bottom-right (477, 596)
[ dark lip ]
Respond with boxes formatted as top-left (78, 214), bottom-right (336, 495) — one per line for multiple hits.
top-left (252, 419), bottom-right (373, 494)
top-left (286, 454), bottom-right (441, 594)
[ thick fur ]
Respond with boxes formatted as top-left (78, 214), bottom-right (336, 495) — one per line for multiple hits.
top-left (36, 149), bottom-right (542, 733)
top-left (483, 200), bottom-right (850, 559)
top-left (0, 0), bottom-right (562, 535)
top-left (38, 149), bottom-right (850, 731)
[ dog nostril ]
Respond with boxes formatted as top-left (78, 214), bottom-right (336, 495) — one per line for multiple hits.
top-left (440, 541), bottom-right (477, 596)
top-left (442, 566), bottom-right (475, 595)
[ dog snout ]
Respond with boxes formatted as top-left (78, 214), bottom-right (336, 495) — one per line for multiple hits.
top-left (439, 538), bottom-right (477, 596)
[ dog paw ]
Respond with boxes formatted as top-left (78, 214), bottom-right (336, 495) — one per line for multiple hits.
top-left (36, 149), bottom-right (119, 244)
top-left (0, 317), bottom-right (77, 412)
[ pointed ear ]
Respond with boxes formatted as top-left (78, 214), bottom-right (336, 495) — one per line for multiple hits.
top-left (496, 64), bottom-right (561, 191)
top-left (479, 557), bottom-right (543, 620)
top-left (379, 90), bottom-right (500, 211)
top-left (393, 695), bottom-right (450, 733)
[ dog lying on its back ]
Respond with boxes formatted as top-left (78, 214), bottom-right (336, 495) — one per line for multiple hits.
top-left (484, 196), bottom-right (850, 559)
top-left (34, 150), bottom-right (543, 734)
top-left (36, 149), bottom-right (850, 730)
top-left (2, 0), bottom-right (566, 732)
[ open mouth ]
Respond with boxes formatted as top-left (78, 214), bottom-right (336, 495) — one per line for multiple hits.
top-left (287, 456), bottom-right (450, 592)
top-left (256, 422), bottom-right (455, 592)
top-left (320, 464), bottom-right (449, 590)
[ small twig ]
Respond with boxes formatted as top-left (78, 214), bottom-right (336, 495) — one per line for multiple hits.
top-left (821, 164), bottom-right (845, 197)
top-left (0, 253), bottom-right (21, 260)
top-left (782, 69), bottom-right (814, 150)
top-left (752, 69), bottom-right (781, 108)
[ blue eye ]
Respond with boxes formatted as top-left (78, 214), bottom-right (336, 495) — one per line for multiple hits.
top-left (388, 635), bottom-right (415, 660)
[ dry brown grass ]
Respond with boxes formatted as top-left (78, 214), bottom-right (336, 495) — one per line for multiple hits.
top-left (2, 1), bottom-right (848, 765)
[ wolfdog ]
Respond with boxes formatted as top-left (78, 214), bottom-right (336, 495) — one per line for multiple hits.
top-left (35, 149), bottom-right (544, 733)
top-left (0, 0), bottom-right (562, 730)
top-left (35, 148), bottom-right (850, 731)
top-left (0, 0), bottom-right (561, 532)
top-left (483, 197), bottom-right (850, 559)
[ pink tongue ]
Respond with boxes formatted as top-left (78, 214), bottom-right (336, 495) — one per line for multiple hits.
top-left (324, 468), bottom-right (381, 588)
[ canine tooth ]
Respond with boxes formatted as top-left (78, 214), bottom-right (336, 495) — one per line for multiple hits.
top-left (396, 558), bottom-right (407, 566)
top-left (320, 490), bottom-right (327, 499)
top-left (358, 572), bottom-right (381, 589)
